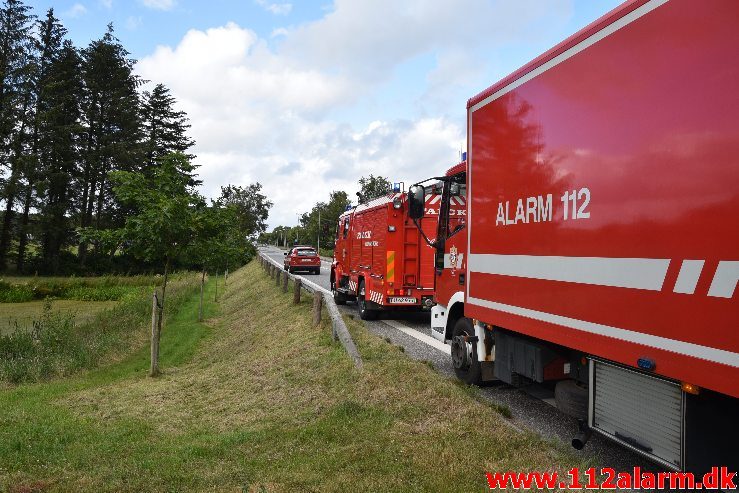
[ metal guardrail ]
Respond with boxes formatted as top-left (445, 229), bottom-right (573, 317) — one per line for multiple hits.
top-left (257, 252), bottom-right (363, 370)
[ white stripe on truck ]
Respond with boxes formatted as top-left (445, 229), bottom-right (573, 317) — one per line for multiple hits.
top-left (707, 261), bottom-right (739, 299)
top-left (468, 254), bottom-right (670, 291)
top-left (467, 296), bottom-right (739, 368)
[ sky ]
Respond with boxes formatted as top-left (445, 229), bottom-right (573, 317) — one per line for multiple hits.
top-left (27, 0), bottom-right (623, 228)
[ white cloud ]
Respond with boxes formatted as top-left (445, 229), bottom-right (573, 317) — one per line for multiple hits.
top-left (270, 27), bottom-right (289, 38)
top-left (64, 3), bottom-right (87, 18)
top-left (136, 1), bottom-right (574, 227)
top-left (255, 0), bottom-right (292, 16)
top-left (282, 0), bottom-right (571, 80)
top-left (99, 0), bottom-right (112, 8)
top-left (140, 0), bottom-right (176, 11)
top-left (126, 16), bottom-right (143, 30)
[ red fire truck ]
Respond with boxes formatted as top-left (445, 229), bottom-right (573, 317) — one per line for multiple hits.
top-left (408, 0), bottom-right (738, 475)
top-left (331, 192), bottom-right (439, 320)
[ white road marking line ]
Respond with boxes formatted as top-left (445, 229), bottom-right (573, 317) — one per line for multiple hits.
top-left (382, 320), bottom-right (451, 354)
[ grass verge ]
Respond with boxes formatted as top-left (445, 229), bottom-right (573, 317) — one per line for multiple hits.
top-left (0, 262), bottom-right (586, 492)
top-left (0, 274), bottom-right (200, 383)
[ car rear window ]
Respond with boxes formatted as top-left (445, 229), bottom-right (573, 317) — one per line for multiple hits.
top-left (296, 249), bottom-right (317, 257)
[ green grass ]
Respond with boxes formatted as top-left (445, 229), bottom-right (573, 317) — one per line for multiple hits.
top-left (0, 299), bottom-right (117, 335)
top-left (0, 275), bottom-right (163, 303)
top-left (0, 264), bottom-right (587, 492)
top-left (0, 275), bottom-right (200, 383)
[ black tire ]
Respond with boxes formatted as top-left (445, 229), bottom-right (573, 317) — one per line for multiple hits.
top-left (555, 379), bottom-right (588, 419)
top-left (283, 264), bottom-right (288, 271)
top-left (314, 268), bottom-right (320, 275)
top-left (450, 317), bottom-right (482, 386)
top-left (287, 266), bottom-right (293, 274)
top-left (357, 280), bottom-right (377, 320)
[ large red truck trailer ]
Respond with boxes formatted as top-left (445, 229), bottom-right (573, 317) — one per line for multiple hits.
top-left (408, 0), bottom-right (738, 475)
top-left (331, 192), bottom-right (438, 320)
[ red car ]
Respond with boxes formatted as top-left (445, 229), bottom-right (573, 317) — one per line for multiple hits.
top-left (283, 246), bottom-right (321, 274)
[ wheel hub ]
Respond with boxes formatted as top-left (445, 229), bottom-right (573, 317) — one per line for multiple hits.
top-left (451, 335), bottom-right (472, 370)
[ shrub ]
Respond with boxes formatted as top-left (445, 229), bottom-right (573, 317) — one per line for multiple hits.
top-left (0, 301), bottom-right (78, 383)
top-left (0, 281), bottom-right (35, 303)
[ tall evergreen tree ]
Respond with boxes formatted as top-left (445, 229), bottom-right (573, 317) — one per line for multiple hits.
top-left (15, 8), bottom-right (66, 272)
top-left (141, 83), bottom-right (194, 168)
top-left (78, 24), bottom-right (143, 265)
top-left (36, 39), bottom-right (83, 273)
top-left (0, 0), bottom-right (35, 270)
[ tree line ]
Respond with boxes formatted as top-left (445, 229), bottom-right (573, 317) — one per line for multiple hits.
top-left (259, 174), bottom-right (392, 253)
top-left (0, 1), bottom-right (271, 275)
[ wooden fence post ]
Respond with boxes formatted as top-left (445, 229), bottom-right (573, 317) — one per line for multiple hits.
top-left (293, 278), bottom-right (302, 304)
top-left (282, 271), bottom-right (288, 293)
top-left (275, 269), bottom-right (281, 286)
top-left (150, 291), bottom-right (160, 377)
top-left (312, 292), bottom-right (323, 327)
top-left (198, 269), bottom-right (205, 322)
top-left (214, 269), bottom-right (219, 302)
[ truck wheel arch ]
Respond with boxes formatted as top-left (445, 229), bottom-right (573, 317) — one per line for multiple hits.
top-left (444, 294), bottom-right (465, 341)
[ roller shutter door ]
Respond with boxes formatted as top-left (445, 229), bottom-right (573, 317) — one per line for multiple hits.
top-left (592, 361), bottom-right (683, 468)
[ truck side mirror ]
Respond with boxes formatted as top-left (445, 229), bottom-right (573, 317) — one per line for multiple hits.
top-left (408, 185), bottom-right (425, 220)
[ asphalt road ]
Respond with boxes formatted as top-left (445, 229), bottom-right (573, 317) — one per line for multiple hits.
top-left (260, 245), bottom-right (668, 490)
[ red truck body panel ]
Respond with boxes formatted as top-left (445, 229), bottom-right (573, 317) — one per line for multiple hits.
top-left (333, 193), bottom-right (438, 309)
top-left (465, 0), bottom-right (738, 397)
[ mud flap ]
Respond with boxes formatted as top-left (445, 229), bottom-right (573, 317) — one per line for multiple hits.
top-left (481, 361), bottom-right (496, 382)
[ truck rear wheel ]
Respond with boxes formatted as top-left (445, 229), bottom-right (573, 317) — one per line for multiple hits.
top-left (357, 280), bottom-right (377, 320)
top-left (450, 317), bottom-right (482, 386)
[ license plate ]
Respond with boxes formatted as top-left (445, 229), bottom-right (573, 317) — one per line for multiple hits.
top-left (388, 297), bottom-right (417, 304)
top-left (301, 259), bottom-right (312, 262)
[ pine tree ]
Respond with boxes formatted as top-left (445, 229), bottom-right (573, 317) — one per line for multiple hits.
top-left (141, 83), bottom-right (194, 168)
top-left (0, 0), bottom-right (35, 270)
top-left (15, 8), bottom-right (67, 272)
top-left (36, 39), bottom-right (83, 273)
top-left (78, 24), bottom-right (143, 265)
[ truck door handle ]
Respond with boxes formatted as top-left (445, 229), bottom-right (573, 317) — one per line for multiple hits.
top-left (459, 273), bottom-right (465, 285)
